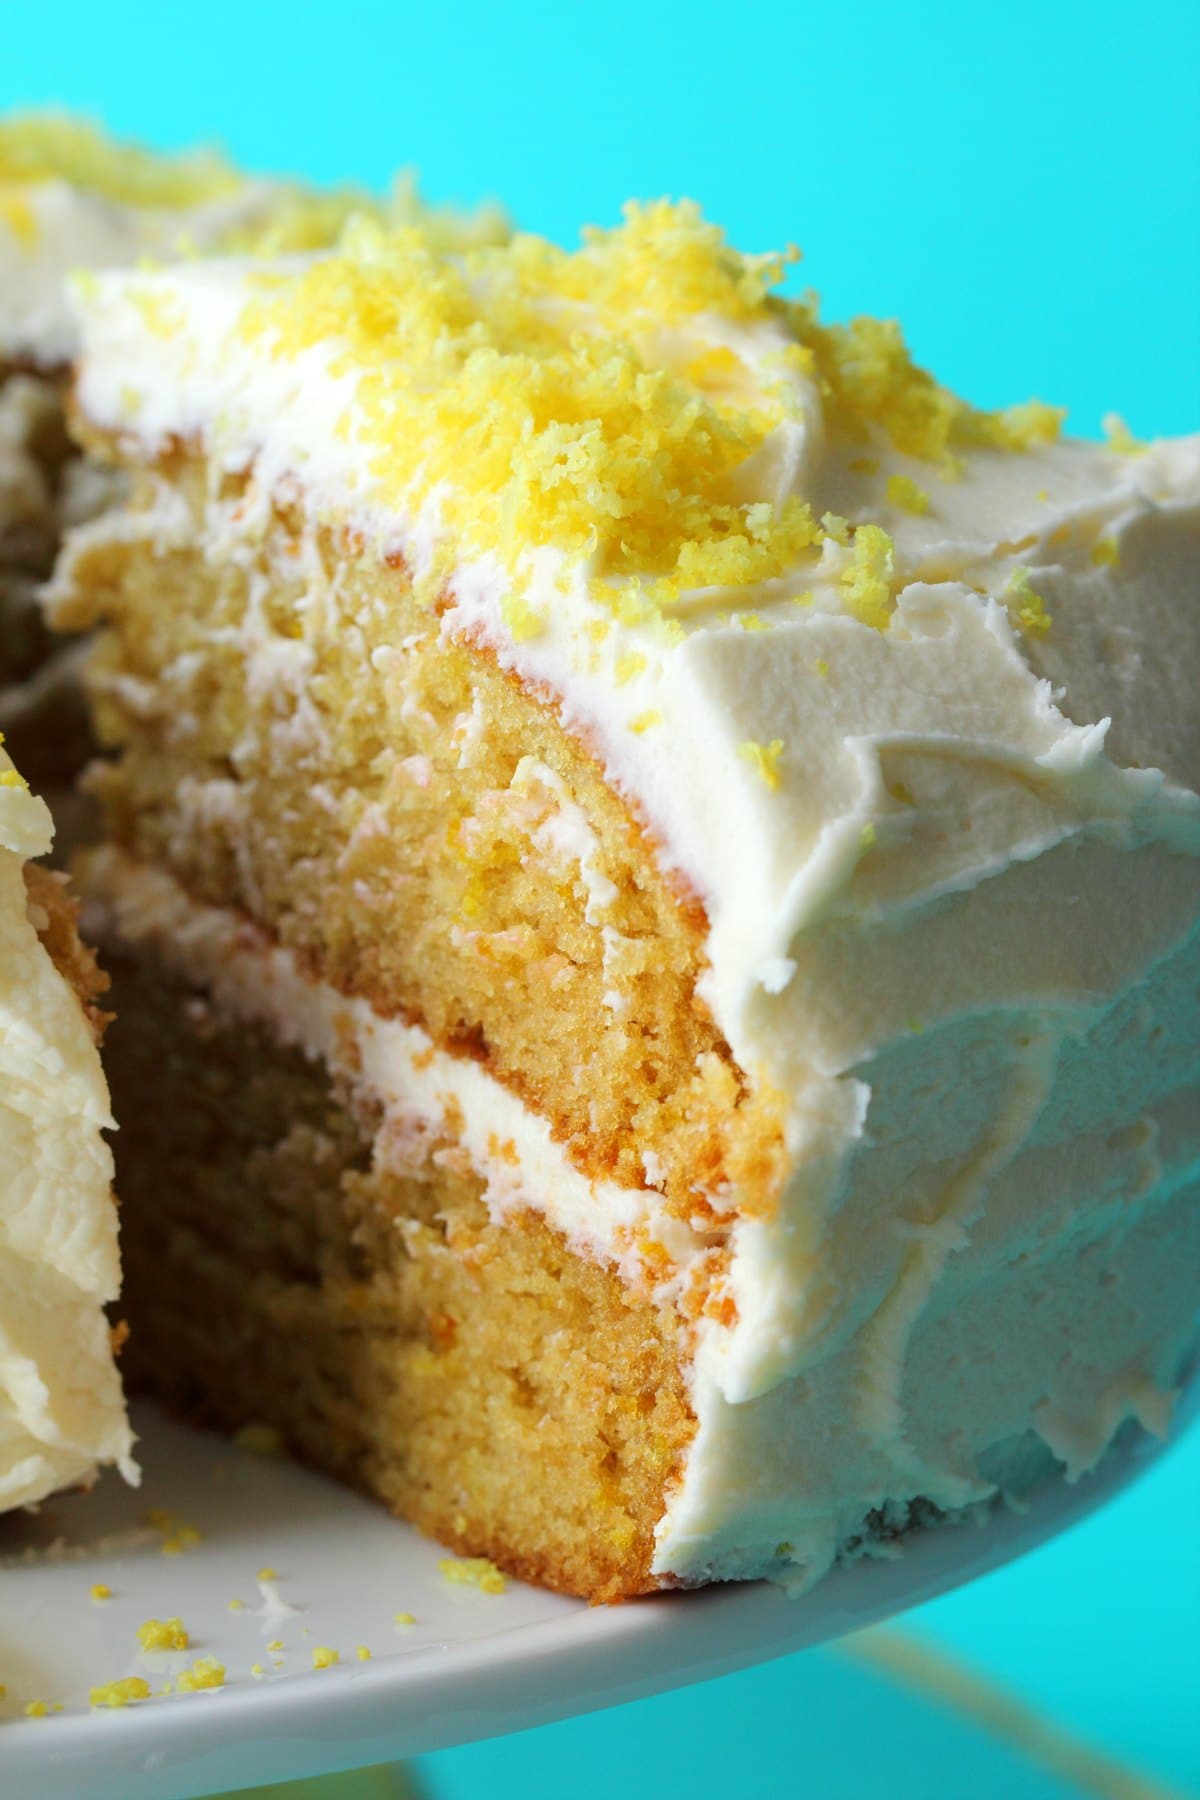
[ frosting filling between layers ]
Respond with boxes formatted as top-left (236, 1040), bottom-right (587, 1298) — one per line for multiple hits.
top-left (83, 850), bottom-right (1200, 1589)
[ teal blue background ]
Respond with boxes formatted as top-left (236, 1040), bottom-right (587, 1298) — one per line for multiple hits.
top-left (4, 0), bottom-right (1199, 437)
top-left (4, 4), bottom-right (1197, 1792)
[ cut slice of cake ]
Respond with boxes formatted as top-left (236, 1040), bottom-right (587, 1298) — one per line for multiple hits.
top-left (53, 203), bottom-right (1200, 1599)
top-left (0, 733), bottom-right (134, 1510)
top-left (0, 112), bottom-right (507, 785)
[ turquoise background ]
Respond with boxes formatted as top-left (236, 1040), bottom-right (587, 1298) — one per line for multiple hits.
top-left (4, 0), bottom-right (1199, 437)
top-left (4, 3), bottom-right (1197, 1792)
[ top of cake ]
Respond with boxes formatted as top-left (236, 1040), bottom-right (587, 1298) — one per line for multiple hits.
top-left (0, 112), bottom-right (507, 368)
top-left (72, 201), bottom-right (1200, 1105)
top-left (0, 735), bottom-right (134, 1510)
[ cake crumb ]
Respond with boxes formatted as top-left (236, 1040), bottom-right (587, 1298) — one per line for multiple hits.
top-left (267, 1638), bottom-right (284, 1652)
top-left (312, 1646), bottom-right (340, 1670)
top-left (356, 1645), bottom-right (372, 1661)
top-left (137, 1616), bottom-right (189, 1652)
top-left (256, 1565), bottom-right (279, 1581)
top-left (90, 1677), bottom-right (151, 1710)
top-left (393, 1612), bottom-right (417, 1627)
top-left (250, 1663), bottom-right (265, 1679)
top-left (228, 1598), bottom-right (245, 1611)
top-left (439, 1556), bottom-right (507, 1595)
top-left (90, 1583), bottom-right (113, 1602)
top-left (24, 1700), bottom-right (50, 1718)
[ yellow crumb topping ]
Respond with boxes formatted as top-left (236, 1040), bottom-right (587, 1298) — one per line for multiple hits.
top-left (438, 1555), bottom-right (507, 1594)
top-left (839, 525), bottom-right (896, 630)
top-left (256, 1564), bottom-right (279, 1581)
top-left (137, 1615), bottom-right (189, 1652)
top-left (0, 768), bottom-right (28, 789)
top-left (393, 1612), bottom-right (417, 1627)
top-left (89, 1677), bottom-right (151, 1710)
top-left (176, 1656), bottom-right (225, 1693)
top-left (24, 1700), bottom-right (50, 1718)
top-left (235, 200), bottom-right (1060, 624)
top-left (885, 473), bottom-right (930, 515)
top-left (736, 738), bottom-right (785, 790)
top-left (1005, 568), bottom-right (1053, 638)
top-left (90, 1583), bottom-right (113, 1602)
top-left (267, 1638), bottom-right (285, 1652)
top-left (1103, 412), bottom-right (1146, 457)
top-left (356, 1646), bottom-right (372, 1662)
top-left (0, 188), bottom-right (38, 247)
top-left (312, 1646), bottom-right (341, 1670)
top-left (144, 1508), bottom-right (202, 1554)
top-left (0, 114), bottom-right (238, 208)
top-left (1091, 534), bottom-right (1120, 567)
top-left (231, 1422), bottom-right (285, 1458)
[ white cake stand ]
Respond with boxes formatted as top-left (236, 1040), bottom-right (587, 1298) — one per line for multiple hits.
top-left (2, 1393), bottom-right (1193, 1800)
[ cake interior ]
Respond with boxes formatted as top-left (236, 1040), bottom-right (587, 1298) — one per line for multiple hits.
top-left (57, 447), bottom-right (787, 1217)
top-left (100, 929), bottom-right (696, 1602)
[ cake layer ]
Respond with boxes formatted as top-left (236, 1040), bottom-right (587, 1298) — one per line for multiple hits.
top-left (0, 113), bottom-right (508, 782)
top-left (0, 740), bottom-right (133, 1511)
top-left (86, 861), bottom-right (696, 1602)
top-left (58, 456), bottom-right (770, 1212)
top-left (84, 850), bottom-right (1200, 1593)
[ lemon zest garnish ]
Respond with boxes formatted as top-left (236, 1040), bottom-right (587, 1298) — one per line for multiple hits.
top-left (176, 1656), bottom-right (225, 1693)
top-left (89, 1678), bottom-right (151, 1710)
top-left (137, 1616), bottom-right (189, 1652)
top-left (1005, 567), bottom-right (1052, 638)
top-left (839, 524), bottom-right (896, 630)
top-left (885, 473), bottom-right (930, 515)
top-left (438, 1556), bottom-right (507, 1594)
top-left (0, 189), bottom-right (38, 247)
top-left (1103, 413), bottom-right (1146, 457)
top-left (737, 738), bottom-right (785, 790)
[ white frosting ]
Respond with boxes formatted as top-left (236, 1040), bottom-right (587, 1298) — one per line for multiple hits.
top-left (0, 751), bottom-right (134, 1510)
top-left (67, 258), bottom-right (1200, 1588)
top-left (0, 178), bottom-right (287, 368)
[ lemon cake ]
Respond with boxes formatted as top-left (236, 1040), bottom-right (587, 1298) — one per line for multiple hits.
top-left (0, 113), bottom-right (505, 783)
top-left (52, 203), bottom-right (1200, 1599)
top-left (0, 733), bottom-right (133, 1511)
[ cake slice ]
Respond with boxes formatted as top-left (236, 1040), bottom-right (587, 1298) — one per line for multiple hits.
top-left (0, 734), bottom-right (133, 1510)
top-left (53, 203), bottom-right (1200, 1599)
top-left (0, 113), bottom-right (506, 784)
